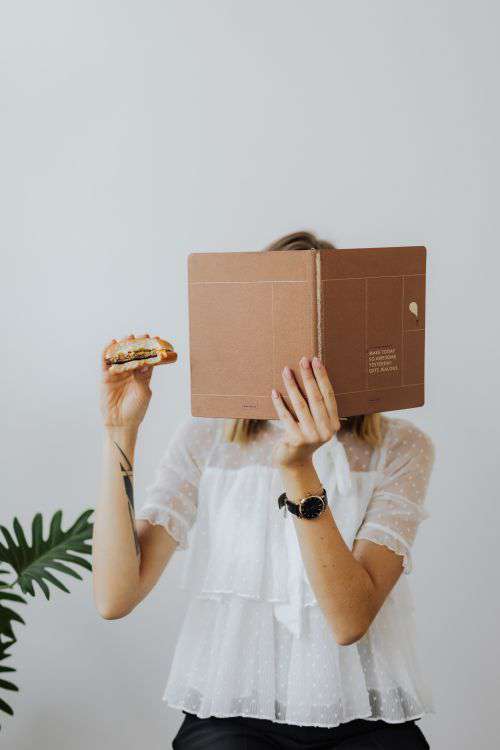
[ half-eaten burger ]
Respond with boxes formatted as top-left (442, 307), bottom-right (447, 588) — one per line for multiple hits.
top-left (105, 335), bottom-right (177, 373)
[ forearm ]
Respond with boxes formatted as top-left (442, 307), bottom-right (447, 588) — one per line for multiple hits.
top-left (92, 426), bottom-right (142, 619)
top-left (279, 460), bottom-right (377, 645)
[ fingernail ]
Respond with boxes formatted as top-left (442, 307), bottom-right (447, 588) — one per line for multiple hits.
top-left (300, 356), bottom-right (309, 368)
top-left (283, 366), bottom-right (292, 379)
top-left (312, 356), bottom-right (322, 368)
top-left (271, 389), bottom-right (279, 399)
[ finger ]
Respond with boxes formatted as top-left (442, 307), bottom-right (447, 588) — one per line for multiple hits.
top-left (135, 363), bottom-right (153, 383)
top-left (297, 356), bottom-right (331, 437)
top-left (156, 350), bottom-right (178, 365)
top-left (270, 389), bottom-right (302, 442)
top-left (281, 366), bottom-right (317, 437)
top-left (106, 363), bottom-right (129, 379)
top-left (132, 359), bottom-right (154, 373)
top-left (311, 357), bottom-right (341, 430)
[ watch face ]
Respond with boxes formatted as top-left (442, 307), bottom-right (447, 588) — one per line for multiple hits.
top-left (300, 495), bottom-right (325, 519)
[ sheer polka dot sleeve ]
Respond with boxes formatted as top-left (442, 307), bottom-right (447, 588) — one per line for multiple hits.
top-left (135, 416), bottom-right (217, 550)
top-left (354, 419), bottom-right (436, 574)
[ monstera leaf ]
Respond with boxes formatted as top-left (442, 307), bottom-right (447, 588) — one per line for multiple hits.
top-left (0, 509), bottom-right (94, 727)
top-left (0, 568), bottom-right (26, 647)
top-left (0, 510), bottom-right (93, 599)
top-left (0, 651), bottom-right (17, 718)
top-left (0, 567), bottom-right (26, 719)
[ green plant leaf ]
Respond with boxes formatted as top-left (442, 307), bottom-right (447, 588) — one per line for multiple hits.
top-left (0, 648), bottom-right (15, 719)
top-left (0, 605), bottom-right (25, 643)
top-left (0, 582), bottom-right (26, 650)
top-left (0, 509), bottom-right (94, 601)
top-left (0, 680), bottom-right (17, 692)
top-left (0, 696), bottom-right (14, 717)
top-left (0, 509), bottom-right (94, 729)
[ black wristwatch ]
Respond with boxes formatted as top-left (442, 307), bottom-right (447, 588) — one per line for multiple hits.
top-left (278, 487), bottom-right (328, 519)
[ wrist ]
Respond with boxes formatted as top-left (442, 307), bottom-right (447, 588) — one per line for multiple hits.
top-left (278, 458), bottom-right (315, 477)
top-left (278, 459), bottom-right (323, 504)
top-left (104, 424), bottom-right (139, 441)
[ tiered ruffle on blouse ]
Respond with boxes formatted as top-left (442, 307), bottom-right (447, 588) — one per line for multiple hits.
top-left (136, 415), bottom-right (436, 727)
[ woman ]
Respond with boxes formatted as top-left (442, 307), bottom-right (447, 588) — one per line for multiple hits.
top-left (93, 231), bottom-right (435, 749)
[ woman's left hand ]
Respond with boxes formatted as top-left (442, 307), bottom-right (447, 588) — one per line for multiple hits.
top-left (271, 355), bottom-right (341, 469)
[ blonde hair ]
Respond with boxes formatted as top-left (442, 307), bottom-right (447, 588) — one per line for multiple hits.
top-left (223, 230), bottom-right (384, 450)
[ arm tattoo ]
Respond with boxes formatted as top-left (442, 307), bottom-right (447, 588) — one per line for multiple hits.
top-left (113, 441), bottom-right (141, 559)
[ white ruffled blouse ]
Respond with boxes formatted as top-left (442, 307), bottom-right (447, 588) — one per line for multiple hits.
top-left (136, 414), bottom-right (436, 728)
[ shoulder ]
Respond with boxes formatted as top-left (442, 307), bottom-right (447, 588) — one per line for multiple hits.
top-left (381, 415), bottom-right (436, 464)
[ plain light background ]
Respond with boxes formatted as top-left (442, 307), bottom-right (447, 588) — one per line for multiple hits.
top-left (2, 1), bottom-right (498, 748)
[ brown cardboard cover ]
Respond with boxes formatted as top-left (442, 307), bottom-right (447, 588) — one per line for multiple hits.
top-left (188, 246), bottom-right (426, 420)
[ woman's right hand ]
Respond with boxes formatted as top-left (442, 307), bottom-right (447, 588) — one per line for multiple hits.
top-left (100, 333), bottom-right (168, 430)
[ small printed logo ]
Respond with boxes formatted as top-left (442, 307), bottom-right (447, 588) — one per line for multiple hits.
top-left (242, 403), bottom-right (257, 409)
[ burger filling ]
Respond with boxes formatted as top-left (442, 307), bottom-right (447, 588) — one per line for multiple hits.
top-left (106, 348), bottom-right (166, 365)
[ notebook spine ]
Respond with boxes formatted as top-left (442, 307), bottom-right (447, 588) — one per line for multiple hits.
top-left (314, 250), bottom-right (324, 361)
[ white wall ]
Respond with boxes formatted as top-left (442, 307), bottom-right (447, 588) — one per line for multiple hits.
top-left (2, 2), bottom-right (498, 748)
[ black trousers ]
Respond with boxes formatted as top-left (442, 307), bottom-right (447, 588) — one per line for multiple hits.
top-left (172, 711), bottom-right (430, 749)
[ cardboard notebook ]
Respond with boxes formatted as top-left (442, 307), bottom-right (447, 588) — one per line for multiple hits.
top-left (187, 246), bottom-right (427, 420)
